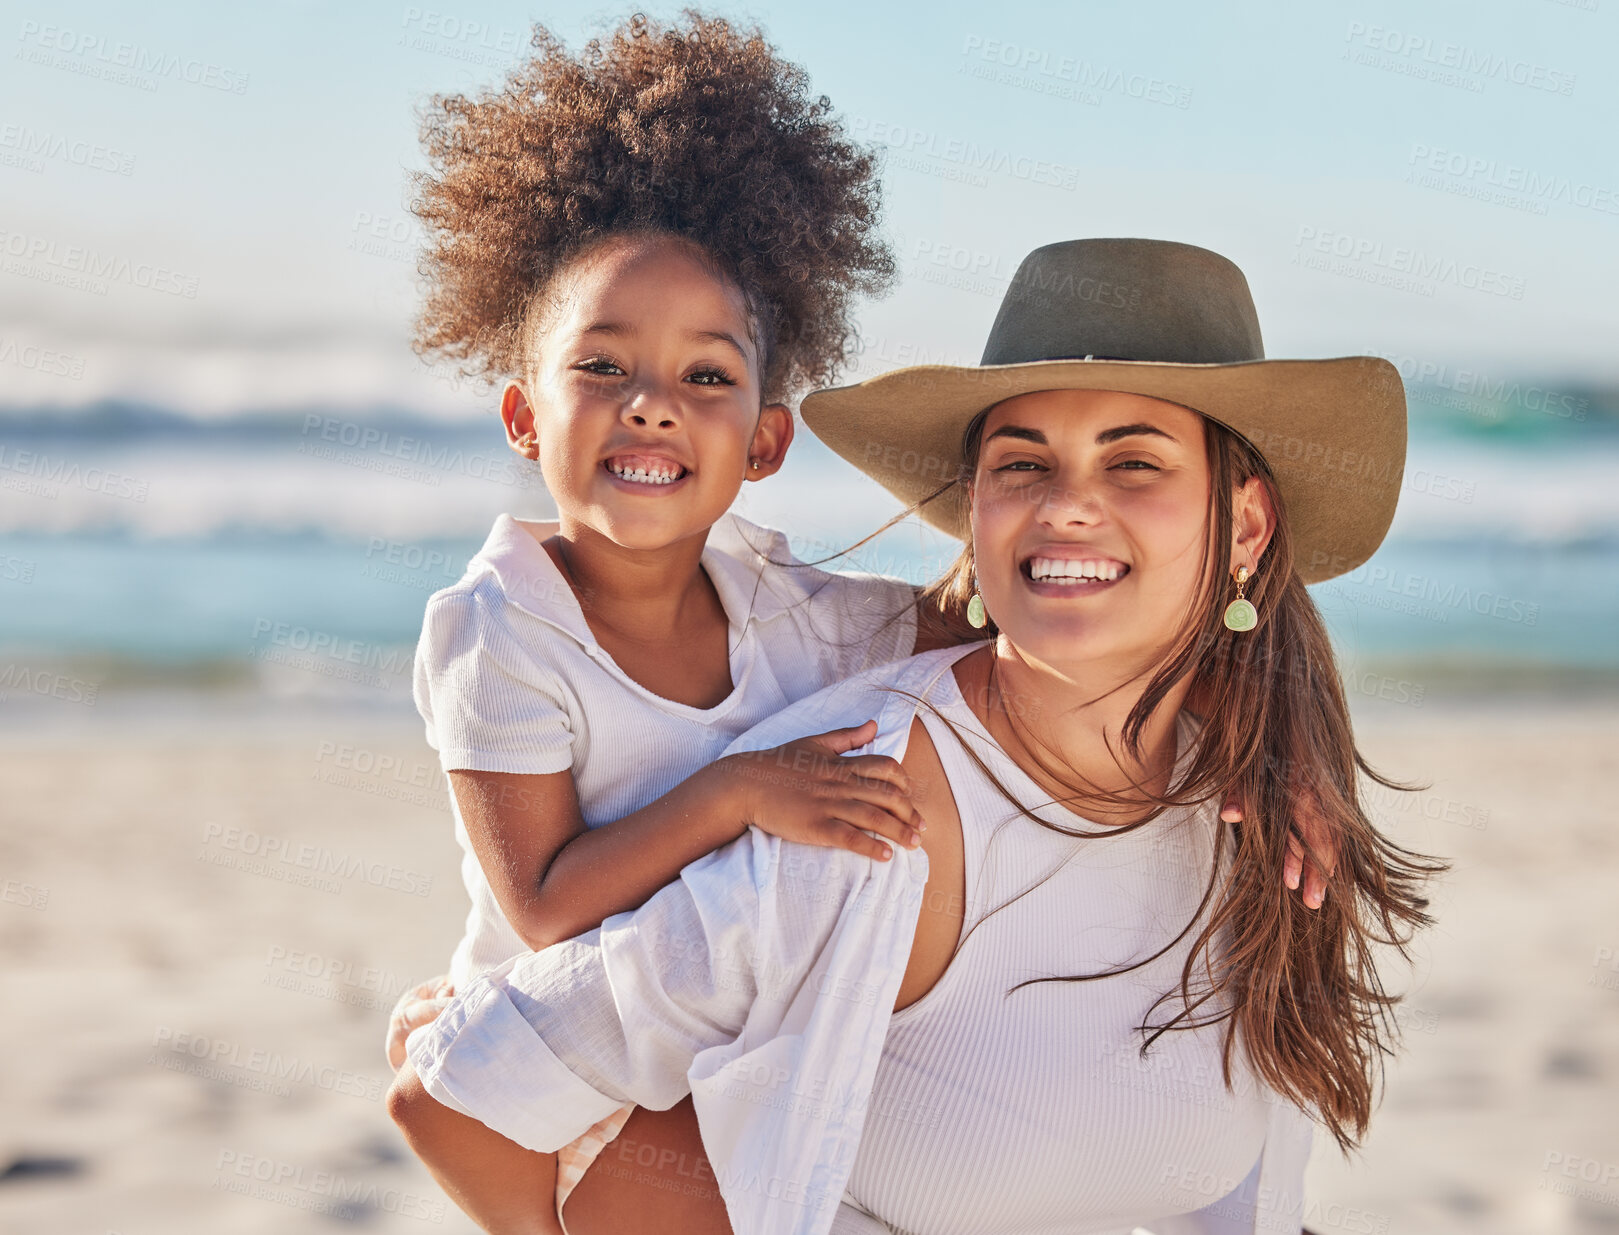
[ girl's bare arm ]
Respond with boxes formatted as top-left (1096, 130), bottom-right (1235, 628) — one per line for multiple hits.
top-left (453, 764), bottom-right (748, 952)
top-left (455, 720), bottom-right (921, 952)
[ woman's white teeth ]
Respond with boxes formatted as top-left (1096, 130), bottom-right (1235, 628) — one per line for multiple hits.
top-left (607, 459), bottom-right (683, 484)
top-left (1028, 557), bottom-right (1126, 582)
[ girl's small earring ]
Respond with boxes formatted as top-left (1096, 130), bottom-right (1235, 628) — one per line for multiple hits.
top-left (1223, 564), bottom-right (1258, 632)
top-left (749, 458), bottom-right (761, 471)
top-left (966, 578), bottom-right (988, 630)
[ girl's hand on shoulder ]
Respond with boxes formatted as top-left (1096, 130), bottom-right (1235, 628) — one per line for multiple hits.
top-left (1220, 790), bottom-right (1337, 910)
top-left (722, 720), bottom-right (926, 863)
top-left (385, 974), bottom-right (456, 1071)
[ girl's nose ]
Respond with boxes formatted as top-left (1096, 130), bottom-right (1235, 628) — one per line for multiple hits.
top-left (620, 382), bottom-right (682, 430)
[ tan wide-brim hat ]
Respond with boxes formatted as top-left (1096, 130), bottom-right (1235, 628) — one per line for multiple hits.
top-left (800, 239), bottom-right (1407, 585)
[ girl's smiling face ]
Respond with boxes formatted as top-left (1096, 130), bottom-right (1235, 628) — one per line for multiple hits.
top-left (506, 234), bottom-right (791, 551)
top-left (969, 388), bottom-right (1216, 675)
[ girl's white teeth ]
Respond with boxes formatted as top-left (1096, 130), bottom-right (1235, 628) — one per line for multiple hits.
top-left (1027, 557), bottom-right (1126, 582)
top-left (606, 460), bottom-right (683, 485)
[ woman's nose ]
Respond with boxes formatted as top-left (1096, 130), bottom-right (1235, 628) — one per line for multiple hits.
top-left (1036, 471), bottom-right (1102, 524)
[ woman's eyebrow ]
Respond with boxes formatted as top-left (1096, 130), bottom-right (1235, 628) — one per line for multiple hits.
top-left (1095, 423), bottom-right (1177, 445)
top-left (984, 425), bottom-right (1046, 445)
top-left (983, 423), bottom-right (1178, 446)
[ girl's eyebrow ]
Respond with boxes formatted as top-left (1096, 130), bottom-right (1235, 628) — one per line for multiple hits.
top-left (984, 422), bottom-right (1178, 446)
top-left (577, 321), bottom-right (749, 361)
top-left (691, 329), bottom-right (750, 361)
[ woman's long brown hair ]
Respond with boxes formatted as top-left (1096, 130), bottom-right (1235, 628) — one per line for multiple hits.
top-left (831, 405), bottom-right (1448, 1153)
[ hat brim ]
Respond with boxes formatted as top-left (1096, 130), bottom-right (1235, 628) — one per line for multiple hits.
top-left (800, 355), bottom-right (1406, 586)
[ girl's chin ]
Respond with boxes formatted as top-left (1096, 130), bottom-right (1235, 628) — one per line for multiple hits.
top-left (585, 503), bottom-right (725, 549)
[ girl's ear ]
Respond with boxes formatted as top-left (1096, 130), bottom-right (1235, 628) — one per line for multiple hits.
top-left (501, 382), bottom-right (540, 460)
top-left (744, 403), bottom-right (794, 480)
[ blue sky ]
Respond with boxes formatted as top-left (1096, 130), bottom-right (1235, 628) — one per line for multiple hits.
top-left (2, 0), bottom-right (1615, 416)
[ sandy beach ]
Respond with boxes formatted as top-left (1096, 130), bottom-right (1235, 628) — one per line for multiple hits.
top-left (1, 686), bottom-right (1615, 1234)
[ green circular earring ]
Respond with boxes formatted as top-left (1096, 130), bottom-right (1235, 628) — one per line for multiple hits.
top-left (966, 582), bottom-right (988, 630)
top-left (1223, 564), bottom-right (1257, 632)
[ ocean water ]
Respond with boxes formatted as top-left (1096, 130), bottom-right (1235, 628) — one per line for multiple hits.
top-left (1, 388), bottom-right (1615, 701)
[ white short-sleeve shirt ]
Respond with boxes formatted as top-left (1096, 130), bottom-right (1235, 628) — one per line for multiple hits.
top-left (413, 510), bottom-right (918, 986)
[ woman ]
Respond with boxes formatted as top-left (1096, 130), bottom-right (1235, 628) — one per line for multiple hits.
top-left (390, 239), bottom-right (1443, 1235)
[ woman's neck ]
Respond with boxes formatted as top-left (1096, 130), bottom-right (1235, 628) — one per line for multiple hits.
top-left (954, 638), bottom-right (1193, 826)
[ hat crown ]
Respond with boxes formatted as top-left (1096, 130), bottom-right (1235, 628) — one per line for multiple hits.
top-left (981, 239), bottom-right (1266, 367)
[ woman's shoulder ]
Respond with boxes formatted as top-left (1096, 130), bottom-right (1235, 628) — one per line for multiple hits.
top-left (720, 644), bottom-right (981, 761)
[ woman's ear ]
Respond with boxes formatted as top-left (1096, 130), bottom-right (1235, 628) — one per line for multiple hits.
top-left (1231, 474), bottom-right (1277, 572)
top-left (744, 403), bottom-right (794, 480)
top-left (500, 382), bottom-right (540, 460)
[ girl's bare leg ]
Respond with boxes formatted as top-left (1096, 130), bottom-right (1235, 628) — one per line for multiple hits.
top-left (387, 1060), bottom-right (564, 1235)
top-left (560, 1097), bottom-right (733, 1235)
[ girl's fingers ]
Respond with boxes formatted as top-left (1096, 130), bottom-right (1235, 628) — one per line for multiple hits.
top-left (831, 753), bottom-right (911, 797)
top-left (838, 771), bottom-right (924, 828)
top-left (401, 975), bottom-right (449, 1006)
top-left (1284, 833), bottom-right (1304, 891)
top-left (833, 799), bottom-right (922, 851)
top-left (825, 820), bottom-right (895, 863)
top-left (408, 997), bottom-right (452, 1027)
top-left (1220, 795), bottom-right (1245, 823)
top-left (801, 720), bottom-right (879, 756)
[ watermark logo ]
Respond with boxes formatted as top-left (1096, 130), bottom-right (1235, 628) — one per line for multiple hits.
top-left (210, 1149), bottom-right (446, 1222)
top-left (398, 7), bottom-right (526, 67)
top-left (1405, 143), bottom-right (1617, 218)
top-left (0, 335), bottom-right (89, 381)
top-left (197, 821), bottom-right (433, 897)
top-left (15, 21), bottom-right (251, 94)
top-left (248, 619), bottom-right (412, 692)
top-left (262, 944), bottom-right (416, 1011)
top-left (1293, 224), bottom-right (1526, 301)
top-left (1343, 22), bottom-right (1576, 95)
top-left (1367, 349), bottom-right (1589, 423)
top-left (148, 1027), bottom-right (388, 1102)
top-left (1591, 947), bottom-right (1619, 993)
top-left (0, 123), bottom-right (134, 176)
top-left (1, 876), bottom-right (49, 910)
top-left (1538, 1151), bottom-right (1619, 1209)
top-left (0, 226), bottom-right (200, 299)
top-left (958, 35), bottom-right (1193, 109)
top-left (849, 114), bottom-right (1082, 192)
top-left (296, 413), bottom-right (545, 491)
top-left (0, 663), bottom-right (98, 705)
top-left (0, 442), bottom-right (147, 502)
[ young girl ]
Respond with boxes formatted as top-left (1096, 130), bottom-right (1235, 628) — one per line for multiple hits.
top-left (383, 14), bottom-right (932, 1233)
top-left (383, 16), bottom-right (1333, 1235)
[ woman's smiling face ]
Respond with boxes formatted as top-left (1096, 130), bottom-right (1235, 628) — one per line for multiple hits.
top-left (969, 388), bottom-right (1212, 674)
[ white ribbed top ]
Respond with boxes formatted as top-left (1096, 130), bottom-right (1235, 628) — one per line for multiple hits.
top-left (839, 670), bottom-right (1298, 1234)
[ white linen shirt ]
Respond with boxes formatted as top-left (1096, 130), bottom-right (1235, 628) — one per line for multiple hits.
top-left (407, 646), bottom-right (1316, 1235)
top-left (413, 509), bottom-right (917, 987)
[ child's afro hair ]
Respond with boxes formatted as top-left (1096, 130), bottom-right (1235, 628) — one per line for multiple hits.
top-left (410, 9), bottom-right (895, 403)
